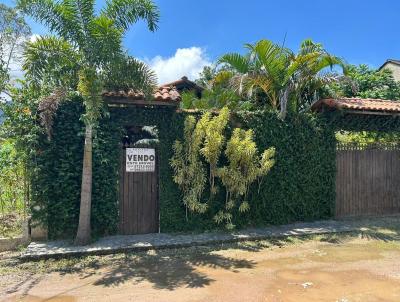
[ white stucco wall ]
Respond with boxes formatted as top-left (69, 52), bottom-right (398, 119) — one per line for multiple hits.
top-left (381, 62), bottom-right (400, 82)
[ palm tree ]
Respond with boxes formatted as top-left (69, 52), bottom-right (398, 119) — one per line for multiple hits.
top-left (18, 0), bottom-right (159, 245)
top-left (218, 39), bottom-right (346, 118)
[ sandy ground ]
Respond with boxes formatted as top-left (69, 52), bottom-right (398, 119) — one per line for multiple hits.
top-left (1, 230), bottom-right (400, 301)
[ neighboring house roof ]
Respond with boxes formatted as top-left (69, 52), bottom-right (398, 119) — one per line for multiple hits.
top-left (103, 85), bottom-right (182, 106)
top-left (311, 98), bottom-right (400, 115)
top-left (102, 76), bottom-right (203, 106)
top-left (378, 59), bottom-right (400, 70)
top-left (161, 76), bottom-right (204, 94)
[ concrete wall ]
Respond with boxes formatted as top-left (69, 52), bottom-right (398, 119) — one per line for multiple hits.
top-left (0, 236), bottom-right (29, 252)
top-left (0, 221), bottom-right (30, 252)
top-left (0, 219), bottom-right (49, 252)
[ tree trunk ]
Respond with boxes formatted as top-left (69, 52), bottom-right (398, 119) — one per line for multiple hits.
top-left (74, 124), bottom-right (93, 245)
top-left (279, 88), bottom-right (290, 120)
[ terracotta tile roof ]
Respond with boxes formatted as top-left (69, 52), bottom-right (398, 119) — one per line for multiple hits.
top-left (102, 89), bottom-right (145, 99)
top-left (102, 86), bottom-right (181, 105)
top-left (153, 86), bottom-right (181, 102)
top-left (312, 98), bottom-right (400, 114)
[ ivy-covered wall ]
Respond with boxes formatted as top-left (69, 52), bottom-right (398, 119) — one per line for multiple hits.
top-left (329, 111), bottom-right (400, 133)
top-left (234, 111), bottom-right (336, 227)
top-left (31, 97), bottom-right (338, 238)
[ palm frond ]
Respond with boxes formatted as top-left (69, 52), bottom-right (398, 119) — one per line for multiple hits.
top-left (103, 56), bottom-right (157, 99)
top-left (17, 0), bottom-right (82, 43)
top-left (61, 0), bottom-right (95, 46)
top-left (23, 35), bottom-right (80, 88)
top-left (218, 53), bottom-right (250, 74)
top-left (250, 39), bottom-right (292, 89)
top-left (73, 0), bottom-right (95, 26)
top-left (315, 54), bottom-right (347, 73)
top-left (102, 0), bottom-right (160, 32)
top-left (88, 15), bottom-right (123, 65)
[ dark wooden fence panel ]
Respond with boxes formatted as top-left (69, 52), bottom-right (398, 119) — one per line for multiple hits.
top-left (336, 144), bottom-right (400, 218)
top-left (119, 147), bottom-right (159, 234)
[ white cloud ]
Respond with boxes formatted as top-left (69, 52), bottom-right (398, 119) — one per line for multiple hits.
top-left (4, 41), bottom-right (211, 87)
top-left (5, 34), bottom-right (41, 82)
top-left (30, 34), bottom-right (41, 43)
top-left (146, 47), bottom-right (211, 85)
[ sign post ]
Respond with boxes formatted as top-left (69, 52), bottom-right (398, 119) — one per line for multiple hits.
top-left (126, 148), bottom-right (156, 172)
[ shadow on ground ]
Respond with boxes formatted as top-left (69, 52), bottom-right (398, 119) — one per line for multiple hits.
top-left (2, 216), bottom-right (400, 292)
top-left (49, 238), bottom-right (295, 290)
top-left (92, 251), bottom-right (255, 289)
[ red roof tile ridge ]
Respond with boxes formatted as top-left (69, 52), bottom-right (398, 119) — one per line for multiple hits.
top-left (321, 97), bottom-right (400, 103)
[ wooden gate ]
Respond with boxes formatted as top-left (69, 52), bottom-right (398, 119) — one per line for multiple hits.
top-left (336, 144), bottom-right (400, 218)
top-left (119, 146), bottom-right (159, 234)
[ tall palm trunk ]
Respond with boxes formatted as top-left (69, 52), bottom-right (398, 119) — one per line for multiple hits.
top-left (74, 123), bottom-right (93, 245)
top-left (279, 87), bottom-right (290, 120)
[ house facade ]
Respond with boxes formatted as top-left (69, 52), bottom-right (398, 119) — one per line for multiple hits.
top-left (379, 59), bottom-right (400, 82)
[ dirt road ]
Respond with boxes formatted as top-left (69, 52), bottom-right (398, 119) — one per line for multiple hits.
top-left (1, 229), bottom-right (400, 301)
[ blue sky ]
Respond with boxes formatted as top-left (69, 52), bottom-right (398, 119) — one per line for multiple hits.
top-left (3, 0), bottom-right (400, 83)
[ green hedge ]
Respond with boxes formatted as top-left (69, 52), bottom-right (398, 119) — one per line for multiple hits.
top-left (30, 97), bottom-right (337, 238)
top-left (235, 111), bottom-right (336, 226)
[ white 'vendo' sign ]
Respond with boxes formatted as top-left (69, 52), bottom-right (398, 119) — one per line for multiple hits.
top-left (126, 148), bottom-right (155, 172)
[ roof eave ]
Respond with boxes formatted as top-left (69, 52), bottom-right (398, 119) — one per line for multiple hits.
top-left (378, 59), bottom-right (400, 70)
top-left (104, 96), bottom-right (179, 107)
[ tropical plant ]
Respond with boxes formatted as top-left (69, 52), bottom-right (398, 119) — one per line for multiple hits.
top-left (218, 39), bottom-right (346, 117)
top-left (170, 115), bottom-right (208, 215)
top-left (215, 129), bottom-right (275, 228)
top-left (171, 108), bottom-right (275, 229)
top-left (18, 0), bottom-right (159, 245)
top-left (181, 65), bottom-right (250, 110)
top-left (0, 3), bottom-right (31, 97)
top-left (199, 107), bottom-right (230, 193)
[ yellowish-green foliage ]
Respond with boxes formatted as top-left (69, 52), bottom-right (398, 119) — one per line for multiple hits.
top-left (215, 129), bottom-right (275, 228)
top-left (336, 130), bottom-right (400, 145)
top-left (171, 107), bottom-right (275, 228)
top-left (171, 116), bottom-right (208, 214)
top-left (200, 107), bottom-right (230, 193)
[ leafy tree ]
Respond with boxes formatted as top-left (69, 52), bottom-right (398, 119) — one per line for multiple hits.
top-left (18, 0), bottom-right (159, 245)
top-left (0, 140), bottom-right (25, 215)
top-left (195, 65), bottom-right (216, 88)
top-left (218, 39), bottom-right (346, 117)
top-left (330, 65), bottom-right (400, 146)
top-left (330, 64), bottom-right (400, 100)
top-left (0, 3), bottom-right (31, 97)
top-left (0, 82), bottom-right (42, 235)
